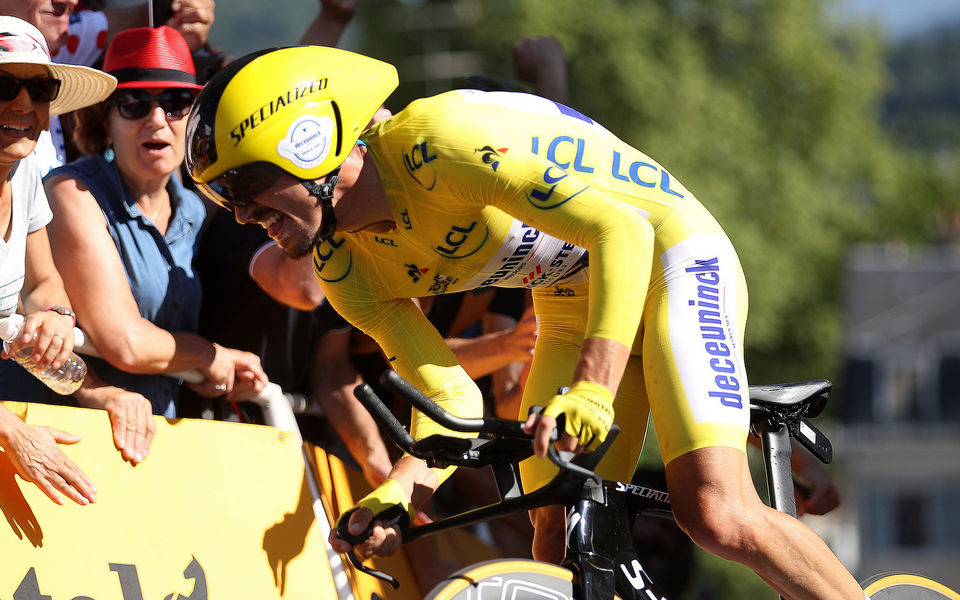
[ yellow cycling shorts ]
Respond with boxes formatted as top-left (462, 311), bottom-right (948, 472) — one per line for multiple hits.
top-left (519, 198), bottom-right (750, 491)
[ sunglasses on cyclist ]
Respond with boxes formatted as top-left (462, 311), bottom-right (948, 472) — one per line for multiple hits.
top-left (197, 162), bottom-right (339, 214)
top-left (111, 89), bottom-right (197, 120)
top-left (0, 74), bottom-right (61, 103)
top-left (203, 166), bottom-right (268, 210)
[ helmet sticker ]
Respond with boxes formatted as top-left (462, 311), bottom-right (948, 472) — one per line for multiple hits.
top-left (277, 114), bottom-right (334, 170)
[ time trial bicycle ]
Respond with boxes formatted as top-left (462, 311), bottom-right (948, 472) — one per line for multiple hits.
top-left (339, 369), bottom-right (959, 600)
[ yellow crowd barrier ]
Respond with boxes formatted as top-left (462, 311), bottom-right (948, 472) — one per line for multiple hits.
top-left (0, 402), bottom-right (500, 599)
top-left (0, 402), bottom-right (337, 599)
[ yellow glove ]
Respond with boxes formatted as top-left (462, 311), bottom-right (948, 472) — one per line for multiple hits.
top-left (336, 479), bottom-right (415, 543)
top-left (542, 380), bottom-right (615, 450)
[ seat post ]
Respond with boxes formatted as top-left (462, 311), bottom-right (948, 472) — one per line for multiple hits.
top-left (756, 420), bottom-right (798, 518)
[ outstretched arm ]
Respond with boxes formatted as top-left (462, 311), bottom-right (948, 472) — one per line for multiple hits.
top-left (513, 36), bottom-right (568, 104)
top-left (301, 0), bottom-right (356, 47)
top-left (103, 0), bottom-right (214, 51)
top-left (0, 403), bottom-right (97, 506)
top-left (326, 295), bottom-right (482, 558)
top-left (45, 175), bottom-right (267, 398)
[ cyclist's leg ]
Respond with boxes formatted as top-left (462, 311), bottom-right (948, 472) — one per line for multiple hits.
top-left (519, 287), bottom-right (649, 563)
top-left (643, 228), bottom-right (865, 600)
top-left (667, 448), bottom-right (866, 600)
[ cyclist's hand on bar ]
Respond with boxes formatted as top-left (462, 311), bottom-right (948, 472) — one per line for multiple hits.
top-left (529, 381), bottom-right (614, 456)
top-left (329, 479), bottom-right (413, 558)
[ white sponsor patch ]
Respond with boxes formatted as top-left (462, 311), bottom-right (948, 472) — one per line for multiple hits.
top-left (276, 114), bottom-right (334, 170)
top-left (458, 218), bottom-right (588, 290)
top-left (660, 235), bottom-right (749, 429)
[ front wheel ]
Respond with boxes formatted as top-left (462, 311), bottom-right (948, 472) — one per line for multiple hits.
top-left (864, 573), bottom-right (960, 599)
top-left (425, 559), bottom-right (586, 600)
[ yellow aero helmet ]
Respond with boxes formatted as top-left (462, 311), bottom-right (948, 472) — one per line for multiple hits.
top-left (186, 45), bottom-right (398, 204)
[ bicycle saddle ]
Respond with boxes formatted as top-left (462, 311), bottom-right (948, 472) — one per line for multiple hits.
top-left (748, 380), bottom-right (831, 418)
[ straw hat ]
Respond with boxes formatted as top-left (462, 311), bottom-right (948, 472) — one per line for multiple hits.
top-left (102, 26), bottom-right (203, 91)
top-left (0, 16), bottom-right (116, 116)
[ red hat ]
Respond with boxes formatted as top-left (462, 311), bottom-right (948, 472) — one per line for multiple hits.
top-left (102, 26), bottom-right (202, 90)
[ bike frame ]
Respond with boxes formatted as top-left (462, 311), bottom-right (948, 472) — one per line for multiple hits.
top-left (348, 371), bottom-right (835, 599)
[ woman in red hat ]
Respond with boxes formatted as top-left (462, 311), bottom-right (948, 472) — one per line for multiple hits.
top-left (38, 26), bottom-right (267, 453)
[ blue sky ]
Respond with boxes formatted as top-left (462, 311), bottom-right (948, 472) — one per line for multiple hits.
top-left (837, 0), bottom-right (960, 39)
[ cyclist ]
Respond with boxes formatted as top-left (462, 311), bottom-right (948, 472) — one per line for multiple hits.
top-left (185, 46), bottom-right (867, 600)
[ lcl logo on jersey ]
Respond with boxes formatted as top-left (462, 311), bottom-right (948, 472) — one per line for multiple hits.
top-left (402, 140), bottom-right (438, 190)
top-left (527, 165), bottom-right (589, 210)
top-left (434, 220), bottom-right (489, 258)
top-left (313, 236), bottom-right (352, 282)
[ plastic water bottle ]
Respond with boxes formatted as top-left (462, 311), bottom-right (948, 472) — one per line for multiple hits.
top-left (0, 316), bottom-right (87, 395)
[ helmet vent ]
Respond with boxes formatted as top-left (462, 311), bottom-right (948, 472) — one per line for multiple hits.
top-left (331, 99), bottom-right (343, 157)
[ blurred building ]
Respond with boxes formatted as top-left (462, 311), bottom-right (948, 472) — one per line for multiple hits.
top-left (837, 243), bottom-right (960, 587)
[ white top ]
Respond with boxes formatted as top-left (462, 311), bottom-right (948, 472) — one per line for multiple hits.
top-left (0, 153), bottom-right (53, 316)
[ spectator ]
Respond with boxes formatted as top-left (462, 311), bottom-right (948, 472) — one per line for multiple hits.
top-left (179, 207), bottom-right (397, 484)
top-left (0, 0), bottom-right (216, 172)
top-left (40, 25), bottom-right (266, 422)
top-left (0, 16), bottom-right (114, 500)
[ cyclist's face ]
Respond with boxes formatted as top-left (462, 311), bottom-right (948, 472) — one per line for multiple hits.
top-left (233, 172), bottom-right (327, 259)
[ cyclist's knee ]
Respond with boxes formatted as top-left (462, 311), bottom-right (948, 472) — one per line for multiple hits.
top-left (671, 491), bottom-right (759, 560)
top-left (666, 447), bottom-right (764, 560)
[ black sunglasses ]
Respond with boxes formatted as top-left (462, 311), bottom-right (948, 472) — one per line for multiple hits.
top-left (0, 74), bottom-right (61, 103)
top-left (112, 89), bottom-right (197, 120)
top-left (208, 165), bottom-right (273, 209)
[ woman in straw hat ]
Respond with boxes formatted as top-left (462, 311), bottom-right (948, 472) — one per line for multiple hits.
top-left (42, 25), bottom-right (267, 434)
top-left (0, 16), bottom-right (114, 505)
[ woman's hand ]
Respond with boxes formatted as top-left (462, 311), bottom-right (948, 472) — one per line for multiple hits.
top-left (0, 416), bottom-right (97, 506)
top-left (75, 379), bottom-right (155, 465)
top-left (190, 344), bottom-right (267, 398)
top-left (224, 351), bottom-right (269, 402)
top-left (1, 310), bottom-right (75, 370)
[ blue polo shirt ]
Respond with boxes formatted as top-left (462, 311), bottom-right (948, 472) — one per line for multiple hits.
top-left (0, 155), bottom-right (205, 417)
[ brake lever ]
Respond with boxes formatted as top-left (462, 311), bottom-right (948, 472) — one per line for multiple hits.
top-left (529, 401), bottom-right (617, 484)
top-left (546, 445), bottom-right (601, 484)
top-left (344, 550), bottom-right (399, 589)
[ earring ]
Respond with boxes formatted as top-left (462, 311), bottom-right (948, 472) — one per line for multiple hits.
top-left (104, 146), bottom-right (115, 162)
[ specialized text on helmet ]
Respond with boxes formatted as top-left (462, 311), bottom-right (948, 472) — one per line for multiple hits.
top-left (229, 77), bottom-right (329, 146)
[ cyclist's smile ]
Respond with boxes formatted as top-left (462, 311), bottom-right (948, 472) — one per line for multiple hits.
top-left (234, 174), bottom-right (325, 259)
